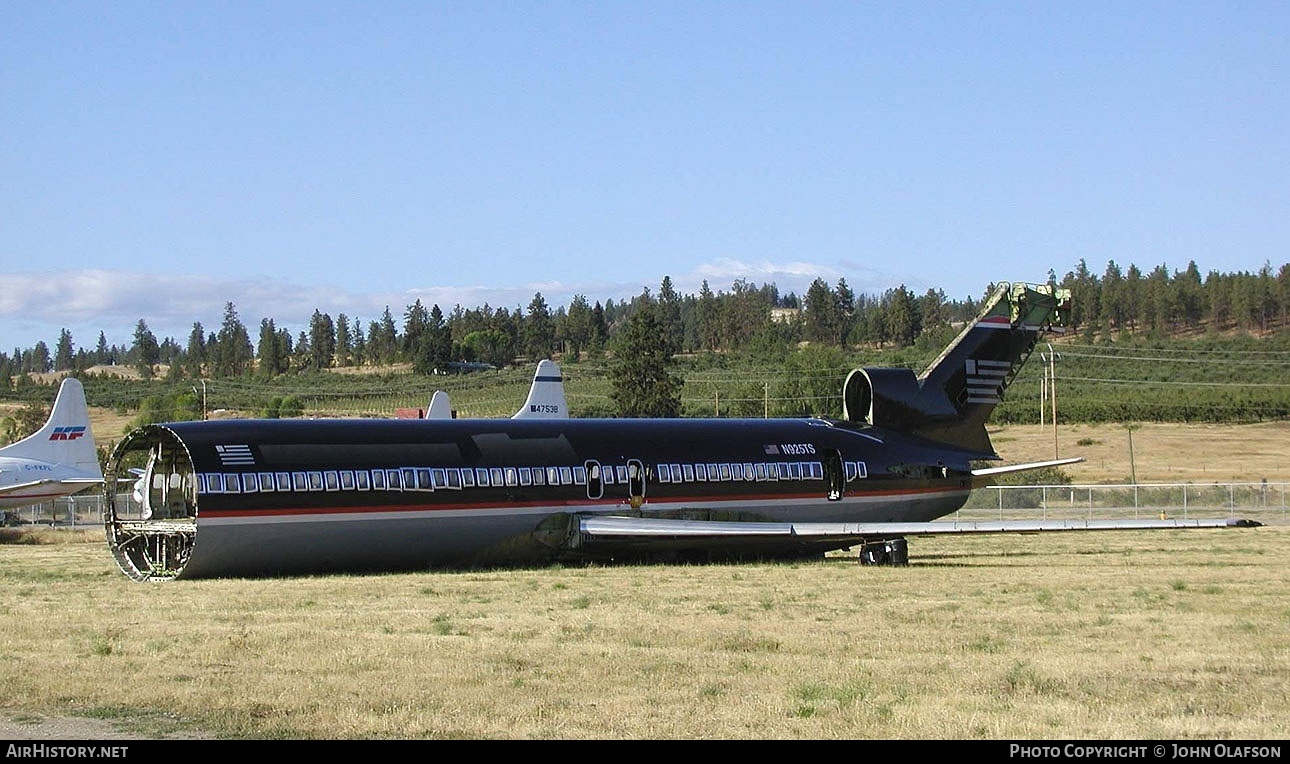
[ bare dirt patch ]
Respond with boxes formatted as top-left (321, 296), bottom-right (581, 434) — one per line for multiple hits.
top-left (0, 714), bottom-right (213, 740)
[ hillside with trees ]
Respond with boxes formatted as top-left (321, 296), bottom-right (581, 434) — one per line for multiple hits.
top-left (1, 259), bottom-right (1288, 443)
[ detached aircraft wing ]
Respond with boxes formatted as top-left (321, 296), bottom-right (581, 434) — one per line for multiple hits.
top-left (572, 514), bottom-right (1262, 563)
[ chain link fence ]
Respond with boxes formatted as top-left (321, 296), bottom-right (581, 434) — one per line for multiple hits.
top-left (2, 493), bottom-right (105, 529)
top-left (959, 481), bottom-right (1288, 525)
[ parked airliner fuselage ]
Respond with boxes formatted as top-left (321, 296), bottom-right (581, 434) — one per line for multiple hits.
top-left (105, 414), bottom-right (980, 579)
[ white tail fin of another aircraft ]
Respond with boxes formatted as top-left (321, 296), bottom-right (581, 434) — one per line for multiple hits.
top-left (0, 377), bottom-right (103, 509)
top-left (424, 390), bottom-right (454, 420)
top-left (421, 360), bottom-right (568, 419)
top-left (511, 359), bottom-right (568, 419)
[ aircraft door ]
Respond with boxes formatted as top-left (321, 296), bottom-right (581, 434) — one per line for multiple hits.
top-left (585, 460), bottom-right (603, 500)
top-left (626, 458), bottom-right (645, 509)
top-left (823, 448), bottom-right (844, 501)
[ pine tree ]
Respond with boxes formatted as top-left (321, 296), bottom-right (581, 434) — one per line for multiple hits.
top-left (609, 294), bottom-right (682, 417)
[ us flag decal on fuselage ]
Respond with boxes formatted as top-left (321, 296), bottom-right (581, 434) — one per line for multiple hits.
top-left (216, 444), bottom-right (255, 466)
top-left (965, 358), bottom-right (1010, 403)
top-left (49, 426), bottom-right (86, 441)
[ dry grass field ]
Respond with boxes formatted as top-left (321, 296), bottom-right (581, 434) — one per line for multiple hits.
top-left (990, 421), bottom-right (1290, 485)
top-left (1, 406), bottom-right (1287, 740)
top-left (0, 523), bottom-right (1286, 741)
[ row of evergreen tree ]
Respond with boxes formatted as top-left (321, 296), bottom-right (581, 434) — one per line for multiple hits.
top-left (3, 259), bottom-right (1288, 385)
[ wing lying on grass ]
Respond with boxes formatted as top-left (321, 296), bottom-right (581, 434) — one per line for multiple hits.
top-left (572, 514), bottom-right (1262, 556)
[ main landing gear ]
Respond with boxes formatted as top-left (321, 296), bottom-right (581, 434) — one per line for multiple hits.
top-left (859, 537), bottom-right (909, 566)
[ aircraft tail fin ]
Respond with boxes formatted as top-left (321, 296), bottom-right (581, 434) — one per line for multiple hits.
top-left (842, 282), bottom-right (1070, 455)
top-left (424, 390), bottom-right (454, 419)
top-left (0, 377), bottom-right (102, 477)
top-left (512, 359), bottom-right (568, 419)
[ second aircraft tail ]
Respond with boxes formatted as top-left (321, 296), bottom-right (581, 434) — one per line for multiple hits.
top-left (0, 377), bottom-right (102, 477)
top-left (512, 359), bottom-right (568, 419)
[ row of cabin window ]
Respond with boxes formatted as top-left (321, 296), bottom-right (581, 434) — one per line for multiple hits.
top-left (196, 459), bottom-right (866, 495)
top-left (653, 460), bottom-right (868, 483)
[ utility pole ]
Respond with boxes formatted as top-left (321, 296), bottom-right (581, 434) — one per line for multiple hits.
top-left (1040, 362), bottom-right (1047, 426)
top-left (1047, 343), bottom-right (1059, 459)
top-left (1127, 425), bottom-right (1136, 485)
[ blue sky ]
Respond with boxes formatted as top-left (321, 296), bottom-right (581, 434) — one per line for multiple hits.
top-left (2, 2), bottom-right (1287, 353)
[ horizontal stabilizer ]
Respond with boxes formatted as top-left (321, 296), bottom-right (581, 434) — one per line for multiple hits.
top-left (971, 457), bottom-right (1084, 480)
